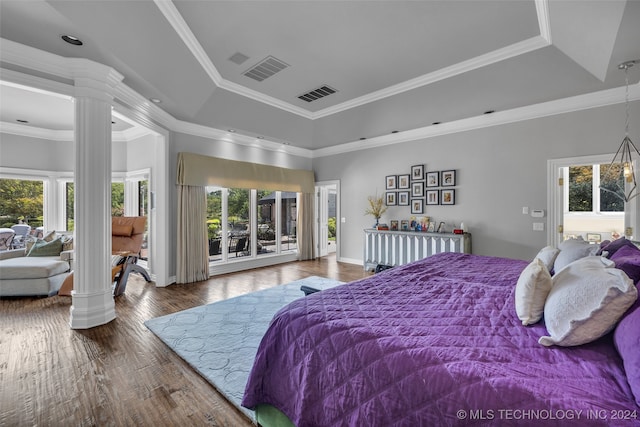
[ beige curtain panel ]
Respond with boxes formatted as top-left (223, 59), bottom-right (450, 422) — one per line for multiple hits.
top-left (177, 152), bottom-right (315, 193)
top-left (297, 192), bottom-right (316, 260)
top-left (176, 185), bottom-right (210, 284)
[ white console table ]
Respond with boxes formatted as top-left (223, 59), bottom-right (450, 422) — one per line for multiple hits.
top-left (363, 228), bottom-right (471, 270)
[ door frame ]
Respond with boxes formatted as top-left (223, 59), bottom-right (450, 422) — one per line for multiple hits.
top-left (548, 153), bottom-right (638, 247)
top-left (315, 180), bottom-right (340, 259)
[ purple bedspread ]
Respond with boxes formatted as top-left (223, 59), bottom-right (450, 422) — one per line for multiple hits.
top-left (242, 253), bottom-right (639, 426)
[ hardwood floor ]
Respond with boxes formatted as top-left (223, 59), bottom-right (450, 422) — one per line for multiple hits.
top-left (0, 255), bottom-right (370, 426)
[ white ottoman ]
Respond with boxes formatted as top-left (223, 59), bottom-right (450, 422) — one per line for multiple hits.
top-left (0, 257), bottom-right (71, 297)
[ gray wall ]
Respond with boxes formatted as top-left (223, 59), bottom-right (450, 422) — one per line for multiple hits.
top-left (313, 101), bottom-right (640, 262)
top-left (0, 133), bottom-right (129, 172)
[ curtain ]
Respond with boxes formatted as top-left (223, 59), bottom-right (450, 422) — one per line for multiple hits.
top-left (297, 192), bottom-right (316, 260)
top-left (177, 152), bottom-right (314, 193)
top-left (176, 185), bottom-right (209, 284)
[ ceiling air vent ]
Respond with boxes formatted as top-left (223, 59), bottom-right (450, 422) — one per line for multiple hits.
top-left (243, 56), bottom-right (289, 82)
top-left (228, 52), bottom-right (250, 65)
top-left (298, 85), bottom-right (337, 103)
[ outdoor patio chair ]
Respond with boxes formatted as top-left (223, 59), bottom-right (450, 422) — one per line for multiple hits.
top-left (10, 224), bottom-right (31, 249)
top-left (0, 228), bottom-right (15, 251)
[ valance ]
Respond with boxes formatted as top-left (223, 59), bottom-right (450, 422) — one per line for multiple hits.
top-left (177, 152), bottom-right (315, 193)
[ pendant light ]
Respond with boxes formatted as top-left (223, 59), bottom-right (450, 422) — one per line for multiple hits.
top-left (601, 60), bottom-right (640, 203)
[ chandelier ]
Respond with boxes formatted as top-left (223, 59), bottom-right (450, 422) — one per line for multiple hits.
top-left (601, 59), bottom-right (640, 203)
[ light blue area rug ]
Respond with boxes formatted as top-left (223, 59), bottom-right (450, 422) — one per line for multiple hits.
top-left (144, 276), bottom-right (343, 419)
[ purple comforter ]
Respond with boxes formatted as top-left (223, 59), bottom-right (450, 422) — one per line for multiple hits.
top-left (242, 253), bottom-right (639, 426)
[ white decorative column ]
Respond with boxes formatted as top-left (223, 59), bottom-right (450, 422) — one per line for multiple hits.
top-left (69, 61), bottom-right (124, 329)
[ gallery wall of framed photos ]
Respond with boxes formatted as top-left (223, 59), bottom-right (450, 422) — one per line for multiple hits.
top-left (385, 164), bottom-right (458, 215)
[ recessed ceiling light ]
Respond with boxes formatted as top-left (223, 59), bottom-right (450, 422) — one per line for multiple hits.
top-left (257, 136), bottom-right (265, 139)
top-left (227, 129), bottom-right (236, 133)
top-left (432, 122), bottom-right (441, 125)
top-left (359, 137), bottom-right (367, 140)
top-left (61, 35), bottom-right (83, 46)
top-left (16, 119), bottom-right (29, 124)
top-left (391, 130), bottom-right (399, 134)
top-left (149, 98), bottom-right (162, 104)
top-left (484, 110), bottom-right (495, 115)
top-left (111, 121), bottom-right (116, 124)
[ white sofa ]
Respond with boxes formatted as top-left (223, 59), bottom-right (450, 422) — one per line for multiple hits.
top-left (0, 248), bottom-right (72, 297)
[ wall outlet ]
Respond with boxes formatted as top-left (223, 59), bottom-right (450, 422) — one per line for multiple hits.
top-left (533, 222), bottom-right (544, 231)
top-left (522, 207), bottom-right (529, 215)
top-left (341, 217), bottom-right (346, 223)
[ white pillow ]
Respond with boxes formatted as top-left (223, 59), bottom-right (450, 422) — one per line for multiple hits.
top-left (553, 238), bottom-right (598, 273)
top-left (534, 246), bottom-right (560, 272)
top-left (539, 256), bottom-right (638, 347)
top-left (515, 258), bottom-right (552, 325)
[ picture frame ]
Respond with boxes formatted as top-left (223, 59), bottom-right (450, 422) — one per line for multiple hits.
top-left (400, 219), bottom-right (410, 231)
top-left (441, 188), bottom-right (455, 205)
top-left (426, 190), bottom-right (439, 205)
top-left (411, 164), bottom-right (425, 181)
top-left (386, 191), bottom-right (397, 206)
top-left (385, 175), bottom-right (397, 190)
top-left (411, 181), bottom-right (424, 197)
top-left (398, 191), bottom-right (410, 206)
top-left (441, 170), bottom-right (456, 187)
top-left (390, 220), bottom-right (399, 231)
top-left (426, 171), bottom-right (439, 187)
top-left (587, 233), bottom-right (601, 242)
top-left (397, 174), bottom-right (410, 189)
top-left (411, 199), bottom-right (424, 214)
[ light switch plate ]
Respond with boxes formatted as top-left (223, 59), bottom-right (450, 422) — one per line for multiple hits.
top-left (533, 222), bottom-right (544, 231)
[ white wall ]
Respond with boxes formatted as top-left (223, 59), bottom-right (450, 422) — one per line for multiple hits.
top-left (312, 101), bottom-right (640, 263)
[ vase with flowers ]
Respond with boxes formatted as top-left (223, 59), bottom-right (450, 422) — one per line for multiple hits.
top-left (365, 195), bottom-right (388, 228)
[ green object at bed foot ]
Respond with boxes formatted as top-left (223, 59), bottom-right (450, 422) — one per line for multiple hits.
top-left (255, 404), bottom-right (295, 427)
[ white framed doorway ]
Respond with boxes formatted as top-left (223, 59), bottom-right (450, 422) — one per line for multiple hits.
top-left (315, 180), bottom-right (340, 259)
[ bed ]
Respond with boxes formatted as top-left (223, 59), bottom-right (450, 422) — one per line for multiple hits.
top-left (242, 251), bottom-right (640, 426)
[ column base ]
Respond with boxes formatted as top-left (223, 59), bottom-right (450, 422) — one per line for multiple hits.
top-left (69, 289), bottom-right (116, 329)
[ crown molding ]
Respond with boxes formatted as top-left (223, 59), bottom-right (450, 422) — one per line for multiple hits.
top-left (0, 120), bottom-right (149, 143)
top-left (535, 0), bottom-right (552, 44)
top-left (311, 35), bottom-right (550, 119)
top-left (155, 0), bottom-right (551, 120)
top-left (172, 120), bottom-right (313, 158)
top-left (312, 84), bottom-right (640, 158)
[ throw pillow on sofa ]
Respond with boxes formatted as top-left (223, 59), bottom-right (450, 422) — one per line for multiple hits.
top-left (27, 238), bottom-right (63, 257)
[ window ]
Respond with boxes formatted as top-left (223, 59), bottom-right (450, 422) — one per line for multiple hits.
top-left (0, 178), bottom-right (44, 229)
top-left (567, 164), bottom-right (624, 214)
top-left (206, 186), bottom-right (297, 266)
top-left (563, 163), bottom-right (624, 242)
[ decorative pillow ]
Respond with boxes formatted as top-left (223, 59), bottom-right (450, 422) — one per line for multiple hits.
top-left (553, 238), bottom-right (598, 273)
top-left (539, 256), bottom-right (638, 347)
top-left (534, 246), bottom-right (560, 272)
top-left (613, 296), bottom-right (640, 406)
top-left (42, 230), bottom-right (57, 242)
top-left (601, 237), bottom-right (636, 258)
top-left (24, 235), bottom-right (38, 252)
top-left (61, 234), bottom-right (74, 252)
top-left (610, 244), bottom-right (640, 284)
top-left (515, 258), bottom-right (552, 325)
top-left (26, 237), bottom-right (63, 257)
top-left (112, 224), bottom-right (133, 237)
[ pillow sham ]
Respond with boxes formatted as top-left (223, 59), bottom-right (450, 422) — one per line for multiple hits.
top-left (553, 238), bottom-right (598, 273)
top-left (534, 246), bottom-right (560, 272)
top-left (515, 258), bottom-right (552, 325)
top-left (610, 244), bottom-right (640, 284)
top-left (613, 297), bottom-right (640, 406)
top-left (601, 237), bottom-right (636, 258)
top-left (539, 256), bottom-right (638, 347)
top-left (26, 237), bottom-right (63, 257)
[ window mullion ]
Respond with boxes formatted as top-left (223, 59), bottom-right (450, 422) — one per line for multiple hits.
top-left (593, 164), bottom-right (601, 214)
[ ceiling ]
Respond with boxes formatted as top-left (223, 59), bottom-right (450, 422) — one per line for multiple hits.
top-left (1, 0), bottom-right (639, 152)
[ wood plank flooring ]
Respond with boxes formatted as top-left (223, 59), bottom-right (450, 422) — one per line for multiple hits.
top-left (0, 255), bottom-right (370, 426)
